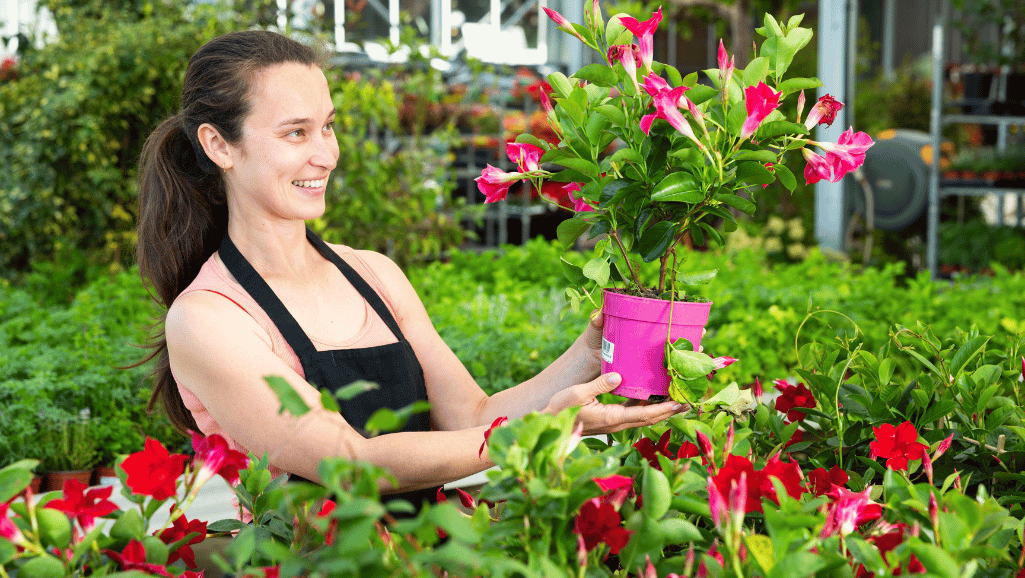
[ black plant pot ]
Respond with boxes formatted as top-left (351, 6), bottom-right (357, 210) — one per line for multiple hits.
top-left (961, 71), bottom-right (995, 114)
top-left (1001, 72), bottom-right (1025, 116)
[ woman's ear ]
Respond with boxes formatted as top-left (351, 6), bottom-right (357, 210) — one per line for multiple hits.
top-left (197, 123), bottom-right (234, 170)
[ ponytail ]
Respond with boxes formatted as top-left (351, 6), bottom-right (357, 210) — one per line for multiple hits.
top-left (135, 114), bottom-right (227, 434)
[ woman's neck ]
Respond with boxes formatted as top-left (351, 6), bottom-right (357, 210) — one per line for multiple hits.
top-left (225, 217), bottom-right (323, 283)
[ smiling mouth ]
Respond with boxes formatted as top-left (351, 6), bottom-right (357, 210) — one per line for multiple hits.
top-left (292, 179), bottom-right (327, 188)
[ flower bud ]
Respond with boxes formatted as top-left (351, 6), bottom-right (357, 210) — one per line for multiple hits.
top-left (696, 430), bottom-right (715, 466)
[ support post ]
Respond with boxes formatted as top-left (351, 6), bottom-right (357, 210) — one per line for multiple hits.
top-left (814, 0), bottom-right (850, 253)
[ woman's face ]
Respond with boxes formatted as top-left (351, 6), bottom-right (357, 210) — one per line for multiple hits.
top-left (222, 62), bottom-right (339, 224)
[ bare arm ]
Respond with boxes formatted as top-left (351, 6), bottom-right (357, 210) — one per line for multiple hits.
top-left (166, 290), bottom-right (492, 493)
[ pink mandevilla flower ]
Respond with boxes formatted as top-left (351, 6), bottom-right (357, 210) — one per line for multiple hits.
top-left (803, 94), bottom-right (843, 129)
top-left (717, 39), bottom-right (735, 88)
top-left (618, 7), bottom-right (662, 71)
top-left (542, 8), bottom-right (587, 43)
top-left (479, 416), bottom-right (509, 457)
top-left (820, 486), bottom-right (880, 538)
top-left (192, 432), bottom-right (249, 486)
top-left (607, 44), bottom-right (642, 94)
top-left (476, 165), bottom-right (521, 203)
top-left (507, 142), bottom-right (544, 173)
top-left (648, 88), bottom-right (705, 151)
top-left (706, 476), bottom-right (728, 530)
top-left (740, 82), bottom-right (782, 139)
top-left (642, 72), bottom-right (672, 96)
top-left (568, 188), bottom-right (594, 213)
top-left (802, 148), bottom-right (833, 185)
top-left (812, 127), bottom-right (874, 182)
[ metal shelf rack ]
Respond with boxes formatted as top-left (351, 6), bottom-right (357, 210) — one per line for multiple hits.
top-left (927, 12), bottom-right (1025, 278)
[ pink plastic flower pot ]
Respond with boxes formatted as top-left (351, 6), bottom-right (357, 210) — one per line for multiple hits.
top-left (601, 289), bottom-right (712, 400)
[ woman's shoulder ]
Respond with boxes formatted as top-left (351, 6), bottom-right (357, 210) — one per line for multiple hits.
top-left (322, 241), bottom-right (407, 283)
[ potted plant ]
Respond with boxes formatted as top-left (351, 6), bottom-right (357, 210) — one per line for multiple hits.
top-left (475, 5), bottom-right (873, 401)
top-left (39, 409), bottom-right (100, 491)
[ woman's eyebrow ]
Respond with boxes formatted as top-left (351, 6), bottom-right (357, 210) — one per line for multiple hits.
top-left (276, 108), bottom-right (336, 128)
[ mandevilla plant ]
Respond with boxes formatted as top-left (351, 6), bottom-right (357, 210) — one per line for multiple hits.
top-left (475, 5), bottom-right (874, 309)
top-left (0, 433), bottom-right (247, 577)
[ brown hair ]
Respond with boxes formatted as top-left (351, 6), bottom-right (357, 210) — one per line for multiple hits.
top-left (135, 30), bottom-right (324, 434)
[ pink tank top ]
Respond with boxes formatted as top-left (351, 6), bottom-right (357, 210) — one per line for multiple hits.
top-left (170, 243), bottom-right (400, 482)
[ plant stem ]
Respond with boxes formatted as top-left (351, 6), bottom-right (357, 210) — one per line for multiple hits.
top-left (609, 229), bottom-right (642, 288)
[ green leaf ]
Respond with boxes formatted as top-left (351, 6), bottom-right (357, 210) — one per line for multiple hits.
top-left (767, 552), bottom-right (826, 578)
top-left (774, 163), bottom-right (797, 191)
top-left (320, 388), bottom-right (340, 412)
top-left (596, 104), bottom-right (626, 128)
top-left (777, 77), bottom-right (823, 96)
top-left (556, 157), bottom-right (601, 179)
top-left (583, 257), bottom-right (611, 286)
top-left (429, 502), bottom-right (481, 544)
top-left (878, 358), bottom-right (895, 386)
top-left (572, 63), bottom-right (618, 87)
top-left (585, 114), bottom-right (612, 148)
top-left (686, 84), bottom-right (718, 106)
top-left (207, 519), bottom-right (246, 533)
top-left (744, 534), bottom-right (776, 574)
top-left (733, 149), bottom-right (776, 163)
top-left (755, 120), bottom-right (807, 139)
top-left (651, 172), bottom-right (703, 203)
top-left (265, 375), bottom-right (310, 417)
top-left (334, 380), bottom-right (379, 402)
top-left (677, 269), bottom-right (718, 285)
top-left (110, 508), bottom-right (146, 542)
top-left (557, 217), bottom-right (590, 249)
top-left (636, 221), bottom-right (674, 263)
top-left (743, 57), bottom-right (770, 87)
top-left (546, 72), bottom-right (574, 99)
top-left (365, 400), bottom-right (431, 435)
top-left (667, 346), bottom-right (716, 379)
top-left (609, 146), bottom-right (643, 165)
top-left (716, 193), bottom-right (757, 214)
top-left (949, 336), bottom-right (989, 377)
top-left (514, 133), bottom-right (548, 149)
top-left (641, 467), bottom-right (671, 519)
top-left (907, 543), bottom-right (958, 578)
top-left (0, 467), bottom-right (32, 504)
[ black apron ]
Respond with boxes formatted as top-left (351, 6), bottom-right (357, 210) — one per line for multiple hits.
top-left (218, 228), bottom-right (435, 509)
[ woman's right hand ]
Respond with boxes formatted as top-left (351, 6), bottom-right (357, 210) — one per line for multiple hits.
top-left (544, 372), bottom-right (686, 435)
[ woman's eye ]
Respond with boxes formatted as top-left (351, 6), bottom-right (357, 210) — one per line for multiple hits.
top-left (323, 121), bottom-right (335, 132)
top-left (289, 129), bottom-right (305, 137)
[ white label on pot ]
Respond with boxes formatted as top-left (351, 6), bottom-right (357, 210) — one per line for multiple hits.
top-left (602, 338), bottom-right (614, 363)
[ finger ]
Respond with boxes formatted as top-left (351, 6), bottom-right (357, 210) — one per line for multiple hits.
top-left (608, 400), bottom-right (684, 431)
top-left (589, 310), bottom-right (604, 329)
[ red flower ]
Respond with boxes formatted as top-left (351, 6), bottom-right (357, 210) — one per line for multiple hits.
top-left (677, 441), bottom-right (701, 459)
top-left (120, 438), bottom-right (189, 500)
top-left (104, 539), bottom-right (173, 577)
top-left (593, 474), bottom-right (633, 509)
top-left (574, 498), bottom-right (632, 554)
top-left (45, 479), bottom-right (118, 531)
top-left (479, 416), bottom-right (509, 458)
top-left (856, 524), bottom-right (925, 578)
top-left (711, 454), bottom-right (806, 513)
top-left (156, 505), bottom-right (208, 567)
top-left (317, 499), bottom-right (338, 545)
top-left (869, 421), bottom-right (928, 471)
top-left (773, 379), bottom-right (817, 422)
top-left (634, 430), bottom-right (673, 468)
top-left (740, 82), bottom-right (782, 139)
top-left (806, 465), bottom-right (849, 496)
top-left (820, 486), bottom-right (880, 537)
top-left (803, 94), bottom-right (844, 129)
top-left (0, 501), bottom-right (26, 545)
top-left (192, 432), bottom-right (249, 486)
top-left (475, 165), bottom-right (520, 203)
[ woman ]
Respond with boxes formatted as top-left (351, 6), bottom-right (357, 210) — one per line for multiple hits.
top-left (136, 30), bottom-right (684, 501)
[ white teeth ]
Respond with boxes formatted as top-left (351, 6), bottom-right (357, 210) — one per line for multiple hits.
top-left (292, 179), bottom-right (326, 188)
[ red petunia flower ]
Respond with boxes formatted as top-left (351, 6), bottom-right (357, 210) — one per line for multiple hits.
top-left (574, 498), bottom-right (632, 554)
top-left (593, 474), bottom-right (633, 509)
top-left (45, 479), bottom-right (118, 532)
top-left (773, 379), bottom-right (817, 422)
top-left (192, 432), bottom-right (249, 487)
top-left (677, 441), bottom-right (701, 459)
top-left (120, 438), bottom-right (189, 500)
top-left (869, 421), bottom-right (928, 471)
top-left (156, 505), bottom-right (208, 567)
top-left (806, 465), bottom-right (849, 496)
top-left (104, 539), bottom-right (173, 577)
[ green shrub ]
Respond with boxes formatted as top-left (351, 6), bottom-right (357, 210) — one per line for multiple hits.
top-left (0, 1), bottom-right (246, 274)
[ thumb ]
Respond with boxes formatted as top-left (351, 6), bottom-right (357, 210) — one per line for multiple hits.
top-left (591, 372), bottom-right (622, 394)
top-left (589, 310), bottom-right (604, 329)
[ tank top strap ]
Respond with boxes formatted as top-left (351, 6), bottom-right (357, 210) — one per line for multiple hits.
top-left (304, 228), bottom-right (407, 342)
top-left (217, 233), bottom-right (320, 363)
